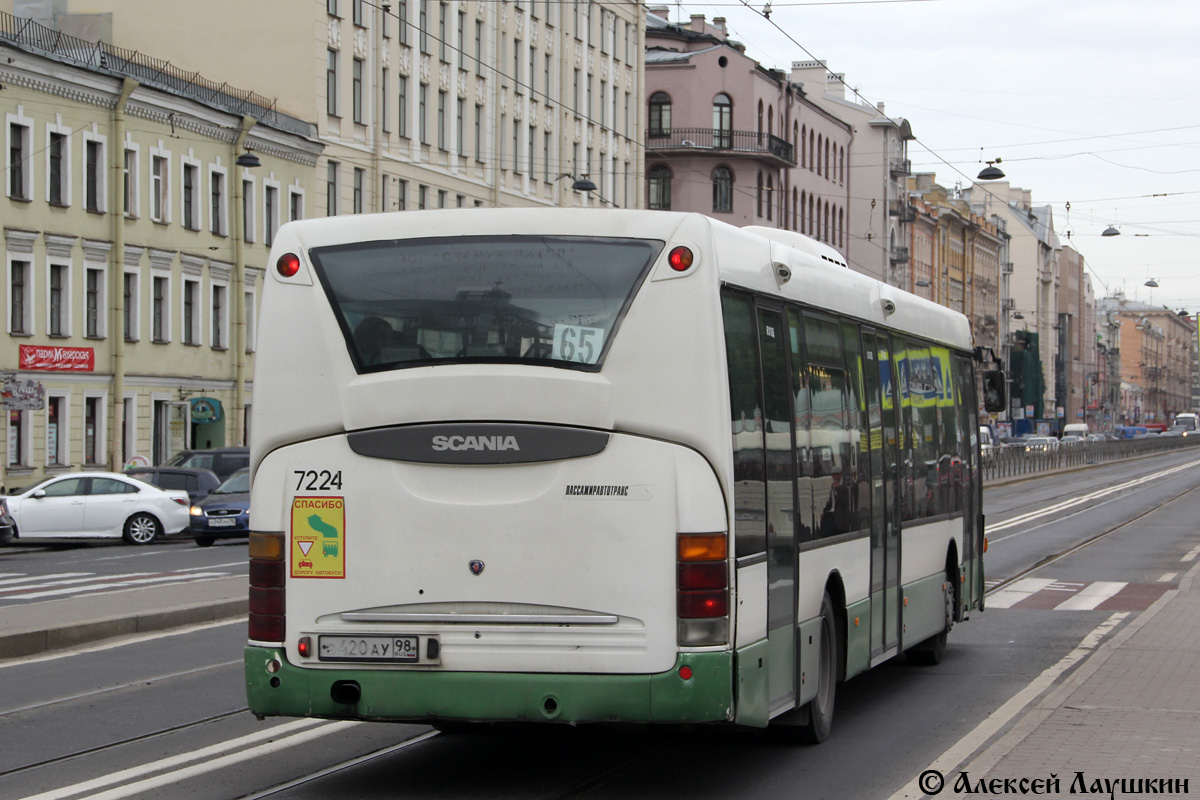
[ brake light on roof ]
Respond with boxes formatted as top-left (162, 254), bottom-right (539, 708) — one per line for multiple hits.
top-left (248, 531), bottom-right (286, 643)
top-left (668, 246), bottom-right (694, 272)
top-left (677, 532), bottom-right (729, 646)
top-left (277, 252), bottom-right (301, 278)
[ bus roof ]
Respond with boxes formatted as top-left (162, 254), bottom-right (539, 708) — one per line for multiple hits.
top-left (278, 208), bottom-right (973, 351)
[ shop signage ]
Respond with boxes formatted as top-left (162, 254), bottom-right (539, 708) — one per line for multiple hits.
top-left (1, 372), bottom-right (46, 410)
top-left (19, 345), bottom-right (95, 371)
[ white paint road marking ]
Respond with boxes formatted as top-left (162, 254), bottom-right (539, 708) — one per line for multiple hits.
top-left (886, 613), bottom-right (1129, 800)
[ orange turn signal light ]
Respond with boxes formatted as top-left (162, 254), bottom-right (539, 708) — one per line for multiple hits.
top-left (677, 533), bottom-right (728, 562)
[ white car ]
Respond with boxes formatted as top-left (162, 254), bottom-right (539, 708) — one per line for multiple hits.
top-left (4, 472), bottom-right (191, 545)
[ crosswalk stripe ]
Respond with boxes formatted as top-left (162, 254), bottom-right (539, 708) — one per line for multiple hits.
top-left (1053, 581), bottom-right (1125, 611)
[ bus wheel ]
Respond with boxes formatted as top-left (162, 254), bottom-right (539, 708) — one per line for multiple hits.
top-left (906, 572), bottom-right (956, 666)
top-left (799, 591), bottom-right (839, 743)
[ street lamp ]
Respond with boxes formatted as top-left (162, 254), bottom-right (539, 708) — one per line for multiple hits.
top-left (977, 159), bottom-right (1005, 181)
top-left (1101, 225), bottom-right (1120, 237)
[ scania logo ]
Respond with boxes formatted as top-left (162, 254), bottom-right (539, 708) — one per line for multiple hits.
top-left (469, 560), bottom-right (485, 575)
top-left (431, 434), bottom-right (520, 452)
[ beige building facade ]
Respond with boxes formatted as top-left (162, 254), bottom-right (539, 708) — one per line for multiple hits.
top-left (33, 0), bottom-right (647, 214)
top-left (2, 13), bottom-right (321, 489)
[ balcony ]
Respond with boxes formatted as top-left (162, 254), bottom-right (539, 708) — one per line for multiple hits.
top-left (645, 128), bottom-right (796, 167)
top-left (889, 246), bottom-right (910, 265)
top-left (889, 201), bottom-right (916, 222)
top-left (889, 158), bottom-right (912, 176)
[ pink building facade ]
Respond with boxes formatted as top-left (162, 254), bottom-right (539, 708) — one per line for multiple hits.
top-left (644, 9), bottom-right (851, 257)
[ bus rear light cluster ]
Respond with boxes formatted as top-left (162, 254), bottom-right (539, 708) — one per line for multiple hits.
top-left (677, 532), bottom-right (729, 646)
top-left (249, 531), bottom-right (286, 643)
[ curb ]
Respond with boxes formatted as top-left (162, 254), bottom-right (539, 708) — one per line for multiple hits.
top-left (0, 598), bottom-right (248, 660)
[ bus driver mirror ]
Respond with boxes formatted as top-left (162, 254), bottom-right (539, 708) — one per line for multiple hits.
top-left (982, 370), bottom-right (1006, 413)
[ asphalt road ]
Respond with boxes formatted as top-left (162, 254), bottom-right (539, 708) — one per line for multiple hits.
top-left (2, 450), bottom-right (1198, 799)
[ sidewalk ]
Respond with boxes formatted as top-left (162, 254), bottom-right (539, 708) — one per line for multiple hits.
top-left (0, 575), bottom-right (246, 659)
top-left (932, 558), bottom-right (1200, 798)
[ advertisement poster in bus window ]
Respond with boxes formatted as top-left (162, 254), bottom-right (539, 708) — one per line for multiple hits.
top-left (291, 497), bottom-right (346, 579)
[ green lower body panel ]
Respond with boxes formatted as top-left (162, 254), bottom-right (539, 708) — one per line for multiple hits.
top-left (245, 646), bottom-right (734, 725)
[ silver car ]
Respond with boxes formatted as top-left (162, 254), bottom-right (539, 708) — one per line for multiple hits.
top-left (3, 472), bottom-right (191, 545)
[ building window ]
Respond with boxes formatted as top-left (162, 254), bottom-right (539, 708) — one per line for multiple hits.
top-left (328, 0), bottom-right (338, 16)
top-left (474, 104), bottom-right (482, 161)
top-left (712, 166), bottom-right (733, 214)
top-left (647, 165), bottom-right (671, 210)
top-left (398, 76), bottom-right (409, 138)
top-left (183, 279), bottom-right (199, 345)
top-left (756, 172), bottom-right (763, 217)
top-left (46, 396), bottom-right (66, 466)
top-left (289, 188), bottom-right (304, 221)
top-left (8, 410), bottom-right (27, 467)
top-left (418, 184), bottom-right (427, 209)
top-left (48, 131), bottom-right (67, 205)
top-left (458, 11), bottom-right (466, 69)
top-left (84, 397), bottom-right (102, 465)
top-left (265, 184), bottom-right (279, 245)
top-left (243, 178), bottom-right (256, 243)
top-left (475, 20), bottom-right (483, 76)
top-left (86, 267), bottom-right (104, 338)
top-left (438, 90), bottom-right (447, 150)
top-left (439, 2), bottom-right (448, 61)
top-left (419, 83), bottom-right (429, 144)
top-left (648, 92), bottom-right (671, 137)
top-left (381, 68), bottom-right (390, 133)
top-left (124, 271), bottom-right (138, 341)
top-left (212, 283), bottom-right (227, 349)
top-left (123, 147), bottom-right (138, 215)
top-left (85, 138), bottom-right (104, 211)
top-left (353, 167), bottom-right (364, 213)
top-left (245, 288), bottom-right (257, 353)
top-left (352, 58), bottom-right (364, 123)
top-left (419, 0), bottom-right (429, 53)
top-left (327, 49), bottom-right (339, 116)
top-left (326, 160), bottom-right (339, 215)
top-left (182, 162), bottom-right (199, 230)
top-left (150, 154), bottom-right (168, 221)
top-left (399, 0), bottom-right (409, 45)
top-left (395, 179), bottom-right (407, 210)
top-left (210, 169), bottom-right (226, 235)
top-left (456, 98), bottom-right (464, 153)
top-left (713, 94), bottom-right (733, 149)
top-left (152, 275), bottom-right (168, 342)
top-left (353, 0), bottom-right (364, 25)
top-left (8, 122), bottom-right (31, 201)
top-left (49, 264), bottom-right (67, 336)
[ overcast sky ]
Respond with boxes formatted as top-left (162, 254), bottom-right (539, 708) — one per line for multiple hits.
top-left (661, 0), bottom-right (1200, 312)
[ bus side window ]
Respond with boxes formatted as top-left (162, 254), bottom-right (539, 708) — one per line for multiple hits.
top-left (722, 292), bottom-right (766, 557)
top-left (842, 322), bottom-right (869, 537)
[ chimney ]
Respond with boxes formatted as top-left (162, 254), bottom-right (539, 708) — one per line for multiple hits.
top-left (690, 13), bottom-right (706, 32)
top-left (648, 6), bottom-right (670, 21)
top-left (713, 16), bottom-right (726, 34)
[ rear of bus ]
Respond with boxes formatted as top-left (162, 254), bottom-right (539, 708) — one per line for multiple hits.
top-left (245, 209), bottom-right (742, 726)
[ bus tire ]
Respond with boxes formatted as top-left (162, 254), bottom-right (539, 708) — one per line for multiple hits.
top-left (906, 570), bottom-right (956, 666)
top-left (798, 591), bottom-right (839, 743)
top-left (123, 513), bottom-right (161, 545)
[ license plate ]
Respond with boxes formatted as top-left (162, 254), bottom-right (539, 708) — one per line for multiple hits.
top-left (318, 635), bottom-right (426, 662)
top-left (208, 518), bottom-right (237, 527)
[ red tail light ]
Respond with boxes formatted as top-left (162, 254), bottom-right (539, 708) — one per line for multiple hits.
top-left (249, 531), bottom-right (285, 643)
top-left (677, 532), bottom-right (729, 646)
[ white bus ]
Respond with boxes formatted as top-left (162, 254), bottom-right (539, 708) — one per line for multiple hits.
top-left (245, 209), bottom-right (990, 741)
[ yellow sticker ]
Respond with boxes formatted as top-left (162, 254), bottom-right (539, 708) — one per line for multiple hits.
top-left (291, 496), bottom-right (345, 579)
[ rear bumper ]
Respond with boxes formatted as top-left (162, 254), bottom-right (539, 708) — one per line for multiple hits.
top-left (245, 645), bottom-right (733, 725)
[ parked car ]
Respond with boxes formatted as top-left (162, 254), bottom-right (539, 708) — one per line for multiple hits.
top-left (0, 500), bottom-right (14, 545)
top-left (162, 447), bottom-right (249, 481)
top-left (1059, 435), bottom-right (1084, 446)
top-left (2, 472), bottom-right (191, 545)
top-left (190, 468), bottom-right (250, 547)
top-left (126, 466), bottom-right (221, 504)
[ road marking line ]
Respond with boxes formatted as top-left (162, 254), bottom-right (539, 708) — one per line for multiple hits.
top-left (1182, 545), bottom-right (1200, 563)
top-left (9, 572), bottom-right (230, 600)
top-left (1054, 581), bottom-right (1125, 611)
top-left (1159, 572), bottom-right (1178, 582)
top-left (984, 577), bottom-right (1056, 609)
top-left (0, 572), bottom-right (93, 588)
top-left (886, 613), bottom-right (1128, 800)
top-left (17, 718), bottom-right (335, 800)
top-left (0, 618), bottom-right (244, 671)
top-left (988, 458), bottom-right (1200, 534)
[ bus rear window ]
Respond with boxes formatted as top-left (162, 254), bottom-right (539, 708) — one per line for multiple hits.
top-left (310, 235), bottom-right (663, 373)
